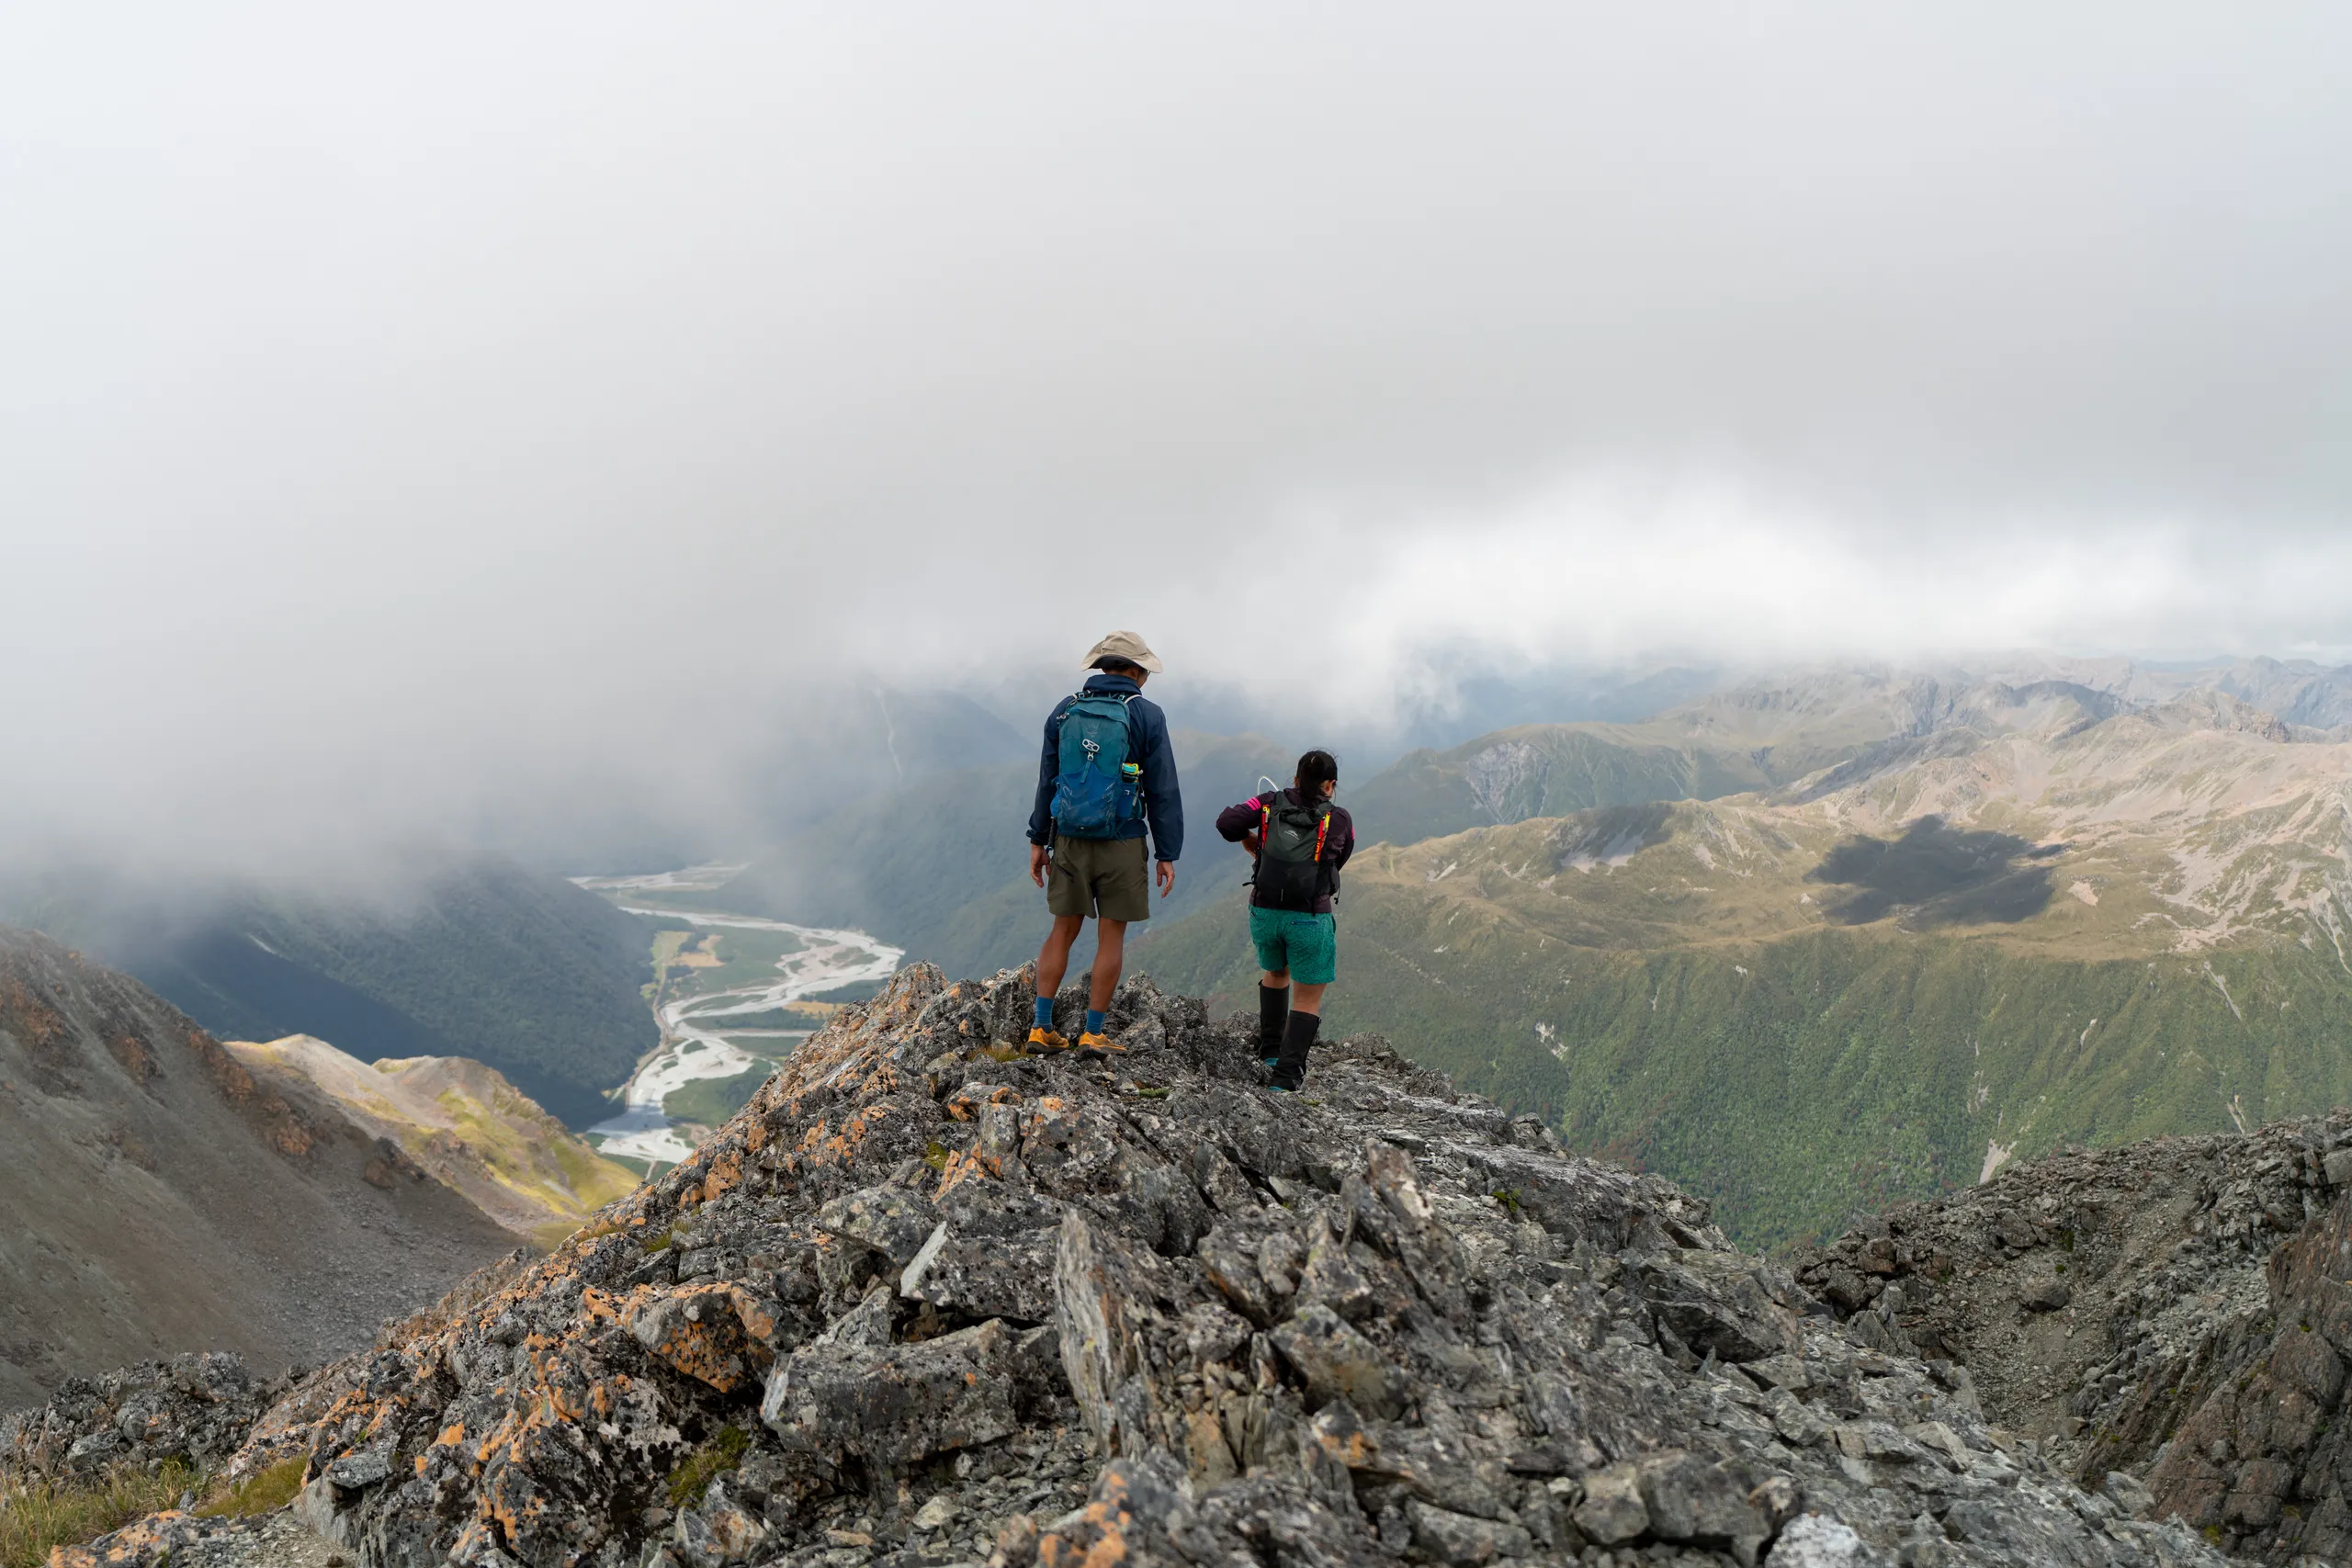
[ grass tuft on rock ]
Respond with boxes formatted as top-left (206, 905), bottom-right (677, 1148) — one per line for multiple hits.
top-left (665, 1427), bottom-right (751, 1509)
top-left (0, 1461), bottom-right (195, 1568)
top-left (195, 1457), bottom-right (307, 1520)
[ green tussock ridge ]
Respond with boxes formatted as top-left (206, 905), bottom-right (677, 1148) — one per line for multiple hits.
top-left (1348, 728), bottom-right (1805, 847)
top-left (195, 1457), bottom-right (306, 1520)
top-left (1, 1461), bottom-right (195, 1568)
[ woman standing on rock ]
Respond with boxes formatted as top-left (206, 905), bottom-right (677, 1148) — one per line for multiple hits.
top-left (1216, 750), bottom-right (1353, 1092)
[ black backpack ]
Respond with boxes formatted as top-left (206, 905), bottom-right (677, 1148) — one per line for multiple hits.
top-left (1254, 793), bottom-right (1333, 912)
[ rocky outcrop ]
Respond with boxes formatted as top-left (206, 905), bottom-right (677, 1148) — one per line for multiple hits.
top-left (39, 964), bottom-right (2229, 1568)
top-left (2135, 1187), bottom-right (2352, 1563)
top-left (1794, 1110), bottom-right (2352, 1562)
top-left (0, 928), bottom-right (521, 1410)
top-left (0, 1353), bottom-right (277, 1478)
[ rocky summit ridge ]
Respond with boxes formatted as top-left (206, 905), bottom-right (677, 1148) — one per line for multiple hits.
top-left (17, 965), bottom-right (2233, 1568)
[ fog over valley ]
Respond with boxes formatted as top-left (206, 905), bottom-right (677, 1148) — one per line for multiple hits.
top-left (2, 5), bottom-right (2348, 876)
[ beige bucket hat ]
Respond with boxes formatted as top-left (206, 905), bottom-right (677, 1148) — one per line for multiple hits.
top-left (1081, 631), bottom-right (1164, 673)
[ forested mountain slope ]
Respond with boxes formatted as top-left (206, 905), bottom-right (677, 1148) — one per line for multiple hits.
top-left (2, 860), bottom-right (656, 1128)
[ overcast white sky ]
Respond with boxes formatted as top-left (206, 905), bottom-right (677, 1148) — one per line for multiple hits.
top-left (3, 4), bottom-right (2348, 868)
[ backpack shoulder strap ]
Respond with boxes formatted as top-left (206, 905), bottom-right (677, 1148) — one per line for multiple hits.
top-left (1117, 691), bottom-right (1144, 761)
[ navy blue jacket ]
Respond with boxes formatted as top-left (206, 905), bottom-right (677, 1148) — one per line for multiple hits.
top-left (1027, 673), bottom-right (1183, 860)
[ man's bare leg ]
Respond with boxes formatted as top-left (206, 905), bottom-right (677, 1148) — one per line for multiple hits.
top-left (1090, 919), bottom-right (1128, 1013)
top-left (1036, 915), bottom-right (1086, 1002)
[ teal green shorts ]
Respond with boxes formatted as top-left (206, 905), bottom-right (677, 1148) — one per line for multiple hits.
top-left (1249, 907), bottom-right (1337, 986)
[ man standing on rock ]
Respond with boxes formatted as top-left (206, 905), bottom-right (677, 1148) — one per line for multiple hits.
top-left (1025, 631), bottom-right (1182, 1055)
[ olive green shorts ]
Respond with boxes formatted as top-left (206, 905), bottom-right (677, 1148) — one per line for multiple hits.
top-left (1046, 834), bottom-right (1151, 922)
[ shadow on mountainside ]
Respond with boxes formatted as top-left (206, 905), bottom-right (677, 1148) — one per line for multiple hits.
top-left (1548, 801), bottom-right (1675, 870)
top-left (1807, 814), bottom-right (2061, 926)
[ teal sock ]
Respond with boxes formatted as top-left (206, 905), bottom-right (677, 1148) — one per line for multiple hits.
top-left (1086, 1009), bottom-right (1106, 1036)
top-left (1034, 996), bottom-right (1055, 1031)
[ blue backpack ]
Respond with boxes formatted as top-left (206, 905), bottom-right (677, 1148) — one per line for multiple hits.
top-left (1050, 691), bottom-right (1144, 838)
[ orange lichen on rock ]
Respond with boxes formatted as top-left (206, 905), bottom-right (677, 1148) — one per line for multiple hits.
top-left (575, 1286), bottom-right (625, 1328)
top-left (933, 1147), bottom-right (991, 1198)
top-left (623, 1283), bottom-right (773, 1393)
top-left (944, 1083), bottom-right (1022, 1122)
top-left (104, 1032), bottom-right (157, 1083)
top-left (0, 973), bottom-right (68, 1046)
top-left (1035, 1470), bottom-right (1136, 1568)
top-left (700, 1148), bottom-right (743, 1201)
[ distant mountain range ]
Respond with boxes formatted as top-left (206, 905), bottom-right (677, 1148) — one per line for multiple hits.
top-left (1343, 667), bottom-right (1986, 845)
top-left (1136, 662), bottom-right (2352, 1246)
top-left (725, 658), bottom-right (2352, 1011)
top-left (1344, 657), bottom-right (2352, 849)
top-left (702, 662), bottom-right (1763, 965)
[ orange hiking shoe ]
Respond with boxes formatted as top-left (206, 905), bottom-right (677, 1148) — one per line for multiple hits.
top-left (1024, 1026), bottom-right (1069, 1054)
top-left (1077, 1031), bottom-right (1126, 1056)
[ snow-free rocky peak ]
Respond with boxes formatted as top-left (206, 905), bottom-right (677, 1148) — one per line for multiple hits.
top-left (39, 965), bottom-right (2228, 1568)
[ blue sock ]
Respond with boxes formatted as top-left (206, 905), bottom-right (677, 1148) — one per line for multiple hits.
top-left (1085, 1009), bottom-right (1106, 1036)
top-left (1034, 996), bottom-right (1055, 1031)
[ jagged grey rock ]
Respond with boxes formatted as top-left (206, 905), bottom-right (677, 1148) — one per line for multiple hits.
top-left (1766, 1513), bottom-right (1893, 1566)
top-left (0, 1352), bottom-right (272, 1478)
top-left (1571, 1463), bottom-right (1648, 1544)
top-left (1795, 1105), bottom-right (2352, 1563)
top-left (23, 966), bottom-right (2233, 1568)
top-left (762, 1316), bottom-right (1019, 1472)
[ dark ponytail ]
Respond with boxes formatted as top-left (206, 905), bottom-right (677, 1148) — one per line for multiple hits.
top-left (1295, 749), bottom-right (1339, 807)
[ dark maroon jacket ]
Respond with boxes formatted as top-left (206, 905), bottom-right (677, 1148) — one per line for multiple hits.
top-left (1215, 788), bottom-right (1355, 913)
